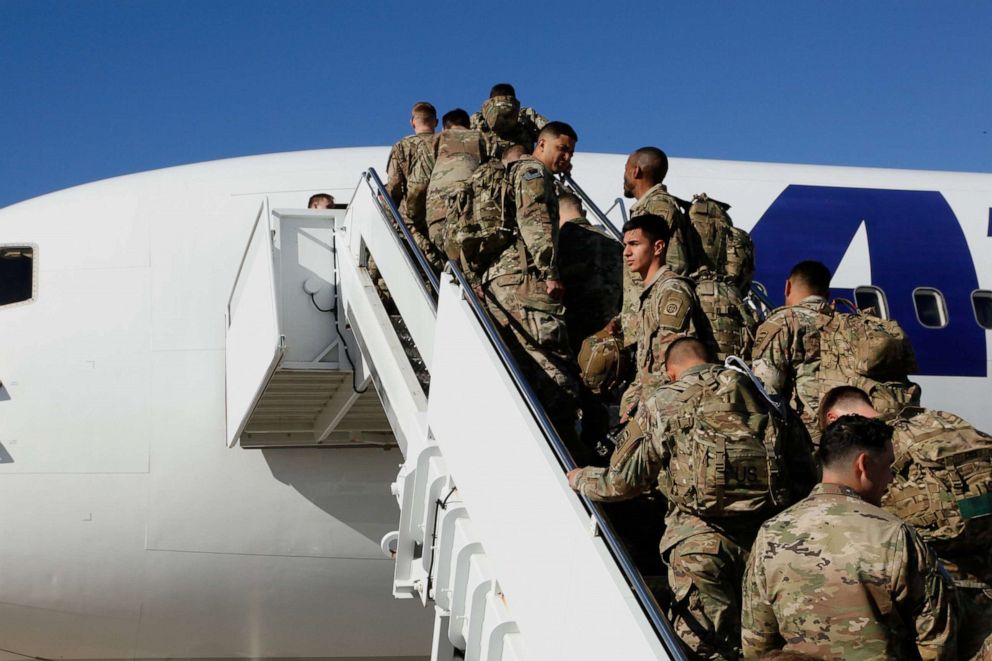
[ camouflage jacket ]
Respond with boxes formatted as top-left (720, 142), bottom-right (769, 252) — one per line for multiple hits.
top-left (628, 183), bottom-right (695, 276)
top-left (482, 155), bottom-right (560, 283)
top-left (470, 103), bottom-right (548, 150)
top-left (618, 267), bottom-right (700, 413)
top-left (385, 131), bottom-right (436, 229)
top-left (425, 127), bottom-right (490, 224)
top-left (742, 482), bottom-right (957, 661)
top-left (750, 295), bottom-right (830, 435)
top-left (558, 216), bottom-right (623, 344)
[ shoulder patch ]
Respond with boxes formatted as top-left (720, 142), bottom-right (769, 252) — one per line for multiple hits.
top-left (522, 169), bottom-right (544, 181)
top-left (658, 289), bottom-right (691, 328)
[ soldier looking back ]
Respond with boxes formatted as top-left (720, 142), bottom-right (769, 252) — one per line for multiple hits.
top-left (480, 121), bottom-right (583, 459)
top-left (742, 414), bottom-right (957, 660)
top-left (470, 83), bottom-right (548, 156)
top-left (425, 108), bottom-right (490, 261)
top-left (820, 386), bottom-right (992, 661)
top-left (570, 337), bottom-right (807, 660)
top-left (385, 101), bottom-right (445, 273)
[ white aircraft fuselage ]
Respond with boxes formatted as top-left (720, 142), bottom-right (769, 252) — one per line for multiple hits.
top-left (0, 147), bottom-right (989, 659)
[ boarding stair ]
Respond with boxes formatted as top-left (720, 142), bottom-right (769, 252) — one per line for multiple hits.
top-left (224, 168), bottom-right (688, 660)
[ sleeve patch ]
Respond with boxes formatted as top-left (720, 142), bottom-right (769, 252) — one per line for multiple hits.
top-left (522, 169), bottom-right (544, 181)
top-left (658, 290), bottom-right (691, 328)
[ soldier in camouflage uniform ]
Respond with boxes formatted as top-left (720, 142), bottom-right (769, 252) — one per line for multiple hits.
top-left (742, 415), bottom-right (957, 660)
top-left (820, 387), bottom-right (992, 661)
top-left (750, 260), bottom-right (833, 438)
top-left (570, 338), bottom-right (799, 660)
top-left (469, 83), bottom-right (548, 156)
top-left (619, 147), bottom-right (699, 351)
top-left (425, 108), bottom-right (492, 270)
top-left (480, 121), bottom-right (583, 459)
top-left (615, 213), bottom-right (704, 421)
top-left (385, 101), bottom-right (445, 274)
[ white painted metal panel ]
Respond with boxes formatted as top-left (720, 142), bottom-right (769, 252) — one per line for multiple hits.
top-left (427, 275), bottom-right (670, 660)
top-left (225, 201), bottom-right (283, 447)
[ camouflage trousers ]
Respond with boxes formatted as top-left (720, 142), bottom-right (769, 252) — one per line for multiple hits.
top-left (664, 531), bottom-right (748, 661)
top-left (943, 549), bottom-right (992, 661)
top-left (482, 272), bottom-right (584, 461)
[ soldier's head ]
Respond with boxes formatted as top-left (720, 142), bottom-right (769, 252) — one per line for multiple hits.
top-left (664, 337), bottom-right (711, 381)
top-left (307, 193), bottom-right (335, 209)
top-left (410, 101), bottom-right (438, 133)
top-left (489, 83), bottom-right (517, 99)
top-left (819, 414), bottom-right (894, 506)
top-left (818, 386), bottom-right (878, 431)
top-left (785, 260), bottom-right (831, 305)
top-left (442, 108), bottom-right (471, 130)
top-left (623, 147), bottom-right (669, 199)
top-left (533, 121), bottom-right (577, 174)
top-left (558, 192), bottom-right (585, 226)
top-left (501, 143), bottom-right (528, 164)
top-left (621, 213), bottom-right (669, 279)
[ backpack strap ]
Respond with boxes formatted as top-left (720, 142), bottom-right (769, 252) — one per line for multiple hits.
top-left (724, 355), bottom-right (784, 418)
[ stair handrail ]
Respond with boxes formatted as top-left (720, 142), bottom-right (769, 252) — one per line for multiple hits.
top-left (361, 168), bottom-right (440, 296)
top-left (559, 173), bottom-right (623, 241)
top-left (445, 260), bottom-right (688, 660)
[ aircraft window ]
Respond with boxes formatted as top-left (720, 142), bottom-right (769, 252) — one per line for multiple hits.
top-left (912, 287), bottom-right (948, 329)
top-left (0, 246), bottom-right (35, 308)
top-left (972, 290), bottom-right (992, 330)
top-left (854, 286), bottom-right (889, 319)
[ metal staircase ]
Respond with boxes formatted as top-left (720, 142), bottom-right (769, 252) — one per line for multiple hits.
top-left (225, 167), bottom-right (687, 660)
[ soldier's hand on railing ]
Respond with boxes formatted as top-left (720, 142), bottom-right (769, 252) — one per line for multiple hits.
top-left (546, 279), bottom-right (565, 301)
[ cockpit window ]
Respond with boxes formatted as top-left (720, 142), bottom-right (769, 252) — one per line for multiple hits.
top-left (854, 286), bottom-right (889, 319)
top-left (0, 246), bottom-right (35, 308)
top-left (912, 287), bottom-right (948, 329)
top-left (972, 290), bottom-right (992, 330)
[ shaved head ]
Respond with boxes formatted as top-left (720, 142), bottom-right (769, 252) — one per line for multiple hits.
top-left (623, 146), bottom-right (669, 198)
top-left (664, 337), bottom-right (710, 379)
top-left (819, 386), bottom-right (878, 430)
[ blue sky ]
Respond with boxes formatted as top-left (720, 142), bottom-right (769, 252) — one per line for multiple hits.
top-left (1, 1), bottom-right (990, 208)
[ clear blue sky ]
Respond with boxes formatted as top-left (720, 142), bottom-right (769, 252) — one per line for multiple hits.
top-left (1, 1), bottom-right (990, 208)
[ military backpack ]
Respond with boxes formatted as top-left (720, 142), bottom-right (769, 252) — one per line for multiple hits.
top-left (816, 300), bottom-right (919, 406)
top-left (443, 160), bottom-right (519, 275)
top-left (657, 365), bottom-right (796, 518)
top-left (882, 407), bottom-right (992, 553)
top-left (693, 269), bottom-right (757, 361)
top-left (687, 193), bottom-right (756, 294)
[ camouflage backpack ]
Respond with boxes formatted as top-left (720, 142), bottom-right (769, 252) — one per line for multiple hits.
top-left (882, 407), bottom-right (992, 553)
top-left (816, 300), bottom-right (919, 402)
top-left (443, 160), bottom-right (517, 275)
top-left (658, 365), bottom-right (795, 518)
top-left (480, 95), bottom-right (521, 135)
top-left (693, 269), bottom-right (757, 361)
top-left (687, 193), bottom-right (756, 294)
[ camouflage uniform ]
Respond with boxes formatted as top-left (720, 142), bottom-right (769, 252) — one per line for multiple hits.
top-left (618, 267), bottom-right (701, 416)
top-left (385, 131), bottom-right (446, 274)
top-left (882, 407), bottom-right (992, 661)
top-left (470, 100), bottom-right (548, 154)
top-left (750, 295), bottom-right (830, 438)
top-left (425, 127), bottom-right (490, 257)
top-left (620, 183), bottom-right (697, 347)
top-left (572, 363), bottom-right (789, 660)
top-left (480, 155), bottom-right (582, 457)
top-left (742, 482), bottom-right (957, 661)
top-left (557, 215), bottom-right (623, 353)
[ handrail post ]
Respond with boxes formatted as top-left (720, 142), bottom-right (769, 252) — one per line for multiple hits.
top-left (559, 173), bottom-right (623, 241)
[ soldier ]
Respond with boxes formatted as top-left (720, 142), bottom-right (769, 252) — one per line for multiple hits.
top-left (385, 101), bottom-right (445, 273)
top-left (570, 337), bottom-right (806, 660)
top-left (819, 386), bottom-right (992, 661)
top-left (480, 121), bottom-right (583, 459)
top-left (620, 147), bottom-right (699, 353)
top-left (308, 193), bottom-right (335, 209)
top-left (616, 213), bottom-right (704, 422)
top-left (557, 192), bottom-right (623, 353)
top-left (470, 83), bottom-right (548, 157)
top-left (425, 108), bottom-right (490, 265)
top-left (750, 260), bottom-right (832, 435)
top-left (742, 414), bottom-right (957, 660)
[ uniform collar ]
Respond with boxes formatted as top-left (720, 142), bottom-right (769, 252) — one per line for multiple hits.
top-left (680, 363), bottom-right (716, 379)
top-left (812, 482), bottom-right (864, 500)
top-left (641, 265), bottom-right (673, 294)
top-left (563, 216), bottom-right (591, 226)
top-left (637, 182), bottom-right (669, 201)
top-left (800, 294), bottom-right (827, 307)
